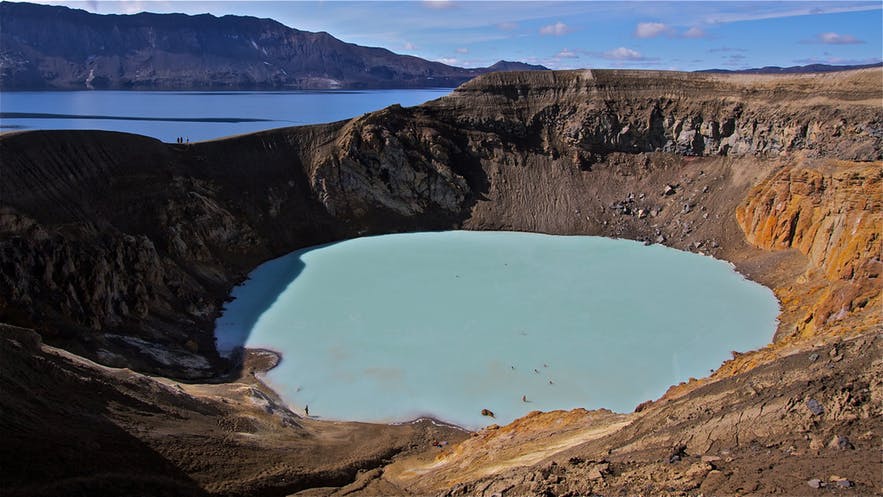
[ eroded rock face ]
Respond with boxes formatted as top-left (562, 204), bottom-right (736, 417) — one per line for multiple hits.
top-left (0, 212), bottom-right (223, 377)
top-left (312, 107), bottom-right (471, 219)
top-left (1, 223), bottom-right (161, 328)
top-left (444, 70), bottom-right (881, 161)
top-left (736, 162), bottom-right (882, 338)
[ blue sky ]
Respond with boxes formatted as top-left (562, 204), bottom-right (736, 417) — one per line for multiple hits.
top-left (15, 1), bottom-right (883, 70)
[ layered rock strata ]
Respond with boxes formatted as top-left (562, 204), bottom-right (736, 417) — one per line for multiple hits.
top-left (737, 162), bottom-right (881, 339)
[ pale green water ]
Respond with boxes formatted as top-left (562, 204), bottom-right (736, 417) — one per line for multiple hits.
top-left (215, 231), bottom-right (779, 429)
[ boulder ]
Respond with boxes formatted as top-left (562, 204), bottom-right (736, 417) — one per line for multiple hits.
top-left (806, 398), bottom-right (824, 416)
top-left (827, 435), bottom-right (854, 450)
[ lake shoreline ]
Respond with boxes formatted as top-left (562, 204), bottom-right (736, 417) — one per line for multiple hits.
top-left (239, 346), bottom-right (475, 432)
top-left (217, 231), bottom-right (779, 429)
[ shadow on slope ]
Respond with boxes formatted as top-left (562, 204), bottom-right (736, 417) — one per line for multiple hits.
top-left (214, 251), bottom-right (307, 358)
top-left (0, 324), bottom-right (210, 497)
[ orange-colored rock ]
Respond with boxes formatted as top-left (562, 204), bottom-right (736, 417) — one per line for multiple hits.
top-left (736, 160), bottom-right (882, 339)
top-left (387, 408), bottom-right (629, 492)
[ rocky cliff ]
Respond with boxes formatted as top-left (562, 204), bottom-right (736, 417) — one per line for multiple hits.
top-left (444, 69), bottom-right (880, 160)
top-left (0, 1), bottom-right (546, 90)
top-left (737, 162), bottom-right (881, 339)
top-left (1, 68), bottom-right (880, 496)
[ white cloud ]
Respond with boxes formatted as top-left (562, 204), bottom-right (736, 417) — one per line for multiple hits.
top-left (422, 0), bottom-right (455, 9)
top-left (555, 48), bottom-right (580, 59)
top-left (437, 57), bottom-right (459, 65)
top-left (703, 3), bottom-right (880, 25)
top-left (455, 47), bottom-right (469, 54)
top-left (634, 22), bottom-right (670, 38)
top-left (125, 3), bottom-right (148, 14)
top-left (403, 42), bottom-right (417, 50)
top-left (816, 32), bottom-right (864, 44)
top-left (497, 21), bottom-right (519, 31)
top-left (636, 22), bottom-right (707, 39)
top-left (67, 0), bottom-right (152, 14)
top-left (602, 47), bottom-right (647, 61)
top-left (683, 26), bottom-right (706, 38)
top-left (708, 47), bottom-right (747, 53)
top-left (720, 54), bottom-right (747, 67)
top-left (539, 21), bottom-right (570, 36)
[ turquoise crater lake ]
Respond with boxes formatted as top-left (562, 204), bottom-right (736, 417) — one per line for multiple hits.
top-left (215, 231), bottom-right (779, 429)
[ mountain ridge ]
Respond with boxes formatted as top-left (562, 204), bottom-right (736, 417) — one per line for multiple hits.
top-left (0, 1), bottom-right (547, 90)
top-left (697, 62), bottom-right (883, 74)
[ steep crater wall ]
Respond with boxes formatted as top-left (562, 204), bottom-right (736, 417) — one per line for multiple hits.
top-left (736, 162), bottom-right (881, 339)
top-left (1, 68), bottom-right (880, 379)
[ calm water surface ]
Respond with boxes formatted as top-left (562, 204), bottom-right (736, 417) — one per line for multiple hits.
top-left (0, 89), bottom-right (451, 142)
top-left (215, 231), bottom-right (779, 429)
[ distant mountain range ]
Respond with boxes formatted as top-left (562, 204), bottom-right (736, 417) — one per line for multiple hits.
top-left (697, 62), bottom-right (882, 74)
top-left (0, 2), bottom-right (547, 90)
top-left (3, 2), bottom-right (877, 91)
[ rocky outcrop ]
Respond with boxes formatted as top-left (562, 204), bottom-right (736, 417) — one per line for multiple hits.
top-left (444, 69), bottom-right (881, 161)
top-left (0, 2), bottom-right (547, 90)
top-left (311, 107), bottom-right (473, 220)
top-left (388, 408), bottom-right (629, 488)
top-left (737, 162), bottom-right (882, 339)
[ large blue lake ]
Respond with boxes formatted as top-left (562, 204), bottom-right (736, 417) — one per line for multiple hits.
top-left (215, 231), bottom-right (779, 429)
top-left (0, 88), bottom-right (450, 142)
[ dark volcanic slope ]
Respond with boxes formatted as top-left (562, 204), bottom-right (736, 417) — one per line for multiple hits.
top-left (0, 1), bottom-right (547, 90)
